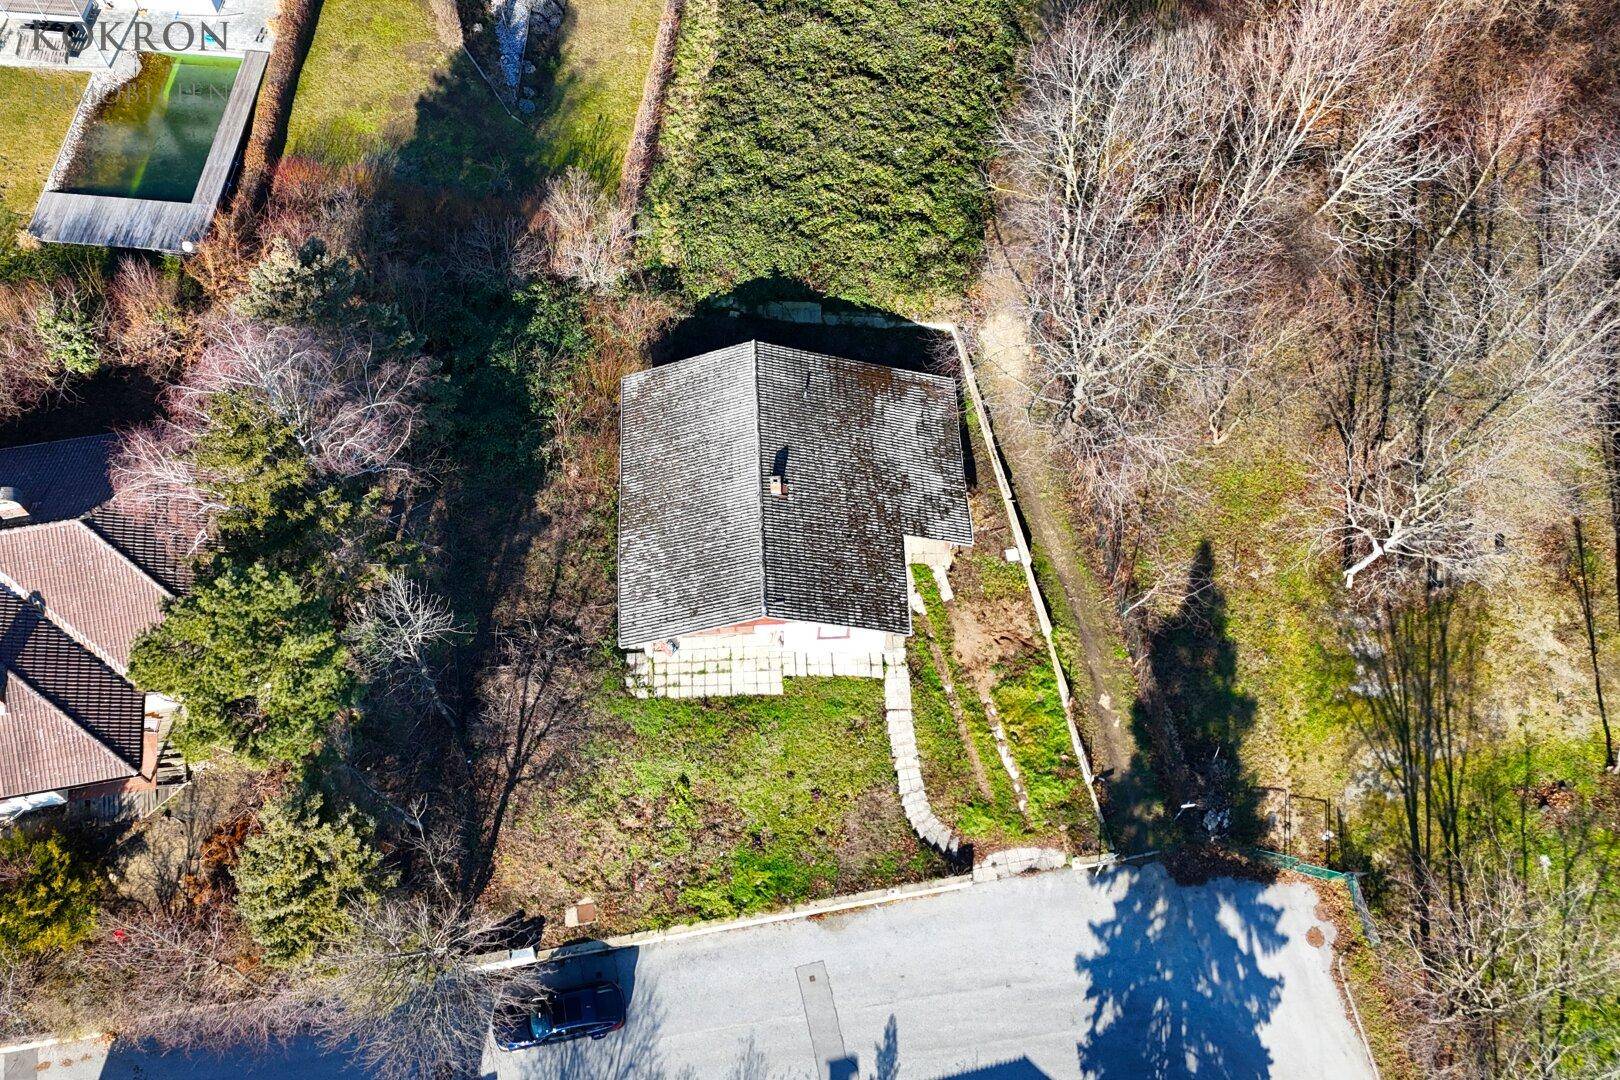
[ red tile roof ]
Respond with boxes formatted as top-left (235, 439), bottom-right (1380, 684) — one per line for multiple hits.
top-left (0, 434), bottom-right (192, 800)
top-left (0, 589), bottom-right (145, 799)
top-left (0, 667), bottom-right (134, 798)
top-left (0, 520), bottom-right (168, 672)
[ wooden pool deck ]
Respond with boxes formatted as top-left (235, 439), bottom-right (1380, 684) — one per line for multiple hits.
top-left (28, 49), bottom-right (269, 254)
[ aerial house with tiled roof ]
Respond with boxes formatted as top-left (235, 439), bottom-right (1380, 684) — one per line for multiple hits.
top-left (0, 434), bottom-right (196, 823)
top-left (618, 341), bottom-right (973, 697)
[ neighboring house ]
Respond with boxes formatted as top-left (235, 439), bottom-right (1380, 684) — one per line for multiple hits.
top-left (0, 433), bottom-right (195, 822)
top-left (618, 341), bottom-right (973, 695)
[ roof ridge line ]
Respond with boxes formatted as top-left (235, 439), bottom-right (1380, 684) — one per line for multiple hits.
top-left (750, 340), bottom-right (768, 623)
top-left (77, 516), bottom-right (176, 600)
top-left (0, 560), bottom-right (138, 679)
top-left (0, 646), bottom-right (143, 776)
top-left (0, 667), bottom-right (139, 796)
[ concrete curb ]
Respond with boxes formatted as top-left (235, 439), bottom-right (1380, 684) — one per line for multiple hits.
top-left (476, 873), bottom-right (981, 972)
top-left (0, 1031), bottom-right (105, 1057)
top-left (972, 847), bottom-right (1067, 882)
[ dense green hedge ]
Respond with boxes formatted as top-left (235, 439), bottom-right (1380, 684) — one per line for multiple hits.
top-left (645, 0), bottom-right (1022, 311)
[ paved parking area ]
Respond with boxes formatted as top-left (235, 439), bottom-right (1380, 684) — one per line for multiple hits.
top-left (10, 863), bottom-right (1374, 1080)
top-left (496, 863), bottom-right (1371, 1079)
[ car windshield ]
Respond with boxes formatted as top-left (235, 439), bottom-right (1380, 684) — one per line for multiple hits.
top-left (528, 1012), bottom-right (554, 1040)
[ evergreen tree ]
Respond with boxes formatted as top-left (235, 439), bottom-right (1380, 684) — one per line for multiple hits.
top-left (235, 238), bottom-right (361, 326)
top-left (34, 292), bottom-right (101, 375)
top-left (233, 792), bottom-right (385, 965)
top-left (130, 561), bottom-right (355, 764)
top-left (0, 832), bottom-right (97, 955)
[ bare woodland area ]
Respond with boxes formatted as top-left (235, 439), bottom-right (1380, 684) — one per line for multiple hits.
top-left (995, 0), bottom-right (1620, 1072)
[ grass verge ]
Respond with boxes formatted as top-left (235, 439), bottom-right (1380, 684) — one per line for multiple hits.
top-left (912, 569), bottom-right (1097, 850)
top-left (284, 0), bottom-right (662, 193)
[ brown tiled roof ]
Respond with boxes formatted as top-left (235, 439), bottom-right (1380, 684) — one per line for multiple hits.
top-left (0, 434), bottom-right (193, 800)
top-left (0, 520), bottom-right (168, 672)
top-left (0, 668), bottom-right (134, 798)
top-left (0, 588), bottom-right (144, 799)
top-left (617, 342), bottom-right (972, 646)
top-left (88, 501), bottom-right (200, 593)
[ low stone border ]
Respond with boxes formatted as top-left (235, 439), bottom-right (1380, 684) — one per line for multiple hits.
top-left (932, 322), bottom-right (1107, 835)
top-left (884, 647), bottom-right (963, 857)
top-left (43, 53), bottom-right (139, 193)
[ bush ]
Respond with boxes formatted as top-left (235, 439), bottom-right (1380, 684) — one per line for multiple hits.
top-left (233, 791), bottom-right (385, 964)
top-left (235, 237), bottom-right (361, 324)
top-left (130, 561), bottom-right (356, 765)
top-left (644, 0), bottom-right (1022, 310)
top-left (34, 290), bottom-right (101, 375)
top-left (0, 832), bottom-right (97, 956)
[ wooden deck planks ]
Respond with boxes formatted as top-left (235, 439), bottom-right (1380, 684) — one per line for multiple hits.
top-left (28, 49), bottom-right (269, 254)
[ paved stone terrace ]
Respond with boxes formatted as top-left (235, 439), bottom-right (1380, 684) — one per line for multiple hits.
top-left (625, 642), bottom-right (887, 698)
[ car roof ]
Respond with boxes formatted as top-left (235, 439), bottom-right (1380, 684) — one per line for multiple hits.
top-left (556, 982), bottom-right (619, 1024)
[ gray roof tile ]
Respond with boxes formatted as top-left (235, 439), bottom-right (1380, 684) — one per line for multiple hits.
top-left (618, 342), bottom-right (971, 646)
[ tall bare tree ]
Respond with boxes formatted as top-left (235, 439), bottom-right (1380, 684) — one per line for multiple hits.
top-left (997, 0), bottom-right (1447, 581)
top-left (112, 318), bottom-right (430, 545)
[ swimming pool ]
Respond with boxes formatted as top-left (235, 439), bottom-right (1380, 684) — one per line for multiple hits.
top-left (58, 53), bottom-right (242, 203)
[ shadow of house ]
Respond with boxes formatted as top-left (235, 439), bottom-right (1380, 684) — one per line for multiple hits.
top-left (654, 285), bottom-right (980, 490)
top-left (1074, 865), bottom-right (1288, 1080)
top-left (654, 281), bottom-right (949, 374)
top-left (825, 1013), bottom-right (1051, 1080)
top-left (1128, 540), bottom-right (1261, 840)
top-left (946, 1061), bottom-right (1053, 1079)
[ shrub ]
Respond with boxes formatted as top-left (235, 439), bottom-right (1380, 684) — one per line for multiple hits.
top-left (130, 561), bottom-right (356, 765)
top-left (0, 832), bottom-right (97, 956)
top-left (233, 791), bottom-right (385, 964)
top-left (34, 290), bottom-right (101, 375)
top-left (235, 237), bottom-right (361, 324)
top-left (644, 0), bottom-right (1022, 309)
top-left (106, 258), bottom-right (191, 375)
top-left (0, 280), bottom-right (56, 423)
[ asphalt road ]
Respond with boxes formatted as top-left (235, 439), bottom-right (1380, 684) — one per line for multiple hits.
top-left (11, 863), bottom-right (1374, 1080)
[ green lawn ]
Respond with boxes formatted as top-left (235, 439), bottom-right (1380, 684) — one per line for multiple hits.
top-left (284, 0), bottom-right (662, 192)
top-left (495, 677), bottom-right (944, 931)
top-left (0, 68), bottom-right (87, 218)
top-left (643, 0), bottom-right (1022, 309)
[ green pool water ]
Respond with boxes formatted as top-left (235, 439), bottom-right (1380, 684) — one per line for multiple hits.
top-left (59, 53), bottom-right (242, 203)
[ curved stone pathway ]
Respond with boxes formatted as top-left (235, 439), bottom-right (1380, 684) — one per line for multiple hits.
top-left (884, 647), bottom-right (963, 858)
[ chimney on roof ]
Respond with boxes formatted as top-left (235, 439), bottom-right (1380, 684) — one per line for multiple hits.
top-left (770, 446), bottom-right (790, 498)
top-left (0, 486), bottom-right (27, 524)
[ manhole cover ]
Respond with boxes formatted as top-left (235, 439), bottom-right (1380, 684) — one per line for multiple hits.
top-left (1307, 925), bottom-right (1326, 948)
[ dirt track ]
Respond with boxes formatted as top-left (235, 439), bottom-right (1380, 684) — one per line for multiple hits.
top-left (971, 240), bottom-right (1162, 852)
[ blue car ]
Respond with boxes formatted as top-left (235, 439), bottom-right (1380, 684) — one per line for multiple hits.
top-left (494, 982), bottom-right (626, 1050)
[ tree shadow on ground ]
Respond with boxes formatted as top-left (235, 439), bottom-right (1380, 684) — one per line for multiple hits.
top-left (291, 26), bottom-right (620, 198)
top-left (1129, 540), bottom-right (1261, 841)
top-left (1073, 864), bottom-right (1288, 1079)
